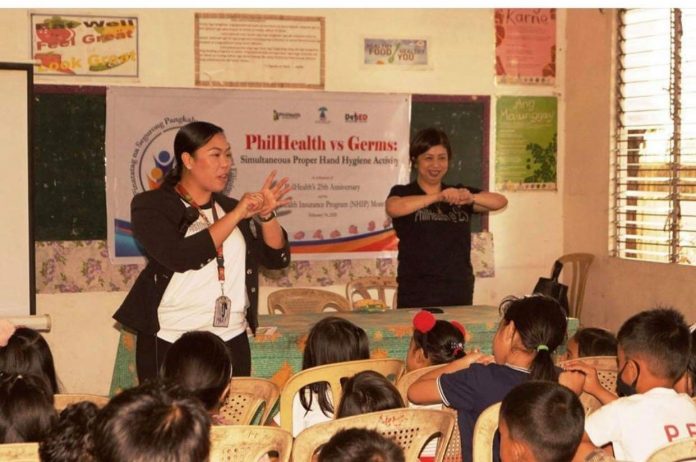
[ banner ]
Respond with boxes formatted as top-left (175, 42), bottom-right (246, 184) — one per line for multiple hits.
top-left (495, 96), bottom-right (557, 191)
top-left (31, 13), bottom-right (138, 77)
top-left (106, 87), bottom-right (410, 264)
top-left (495, 8), bottom-right (555, 85)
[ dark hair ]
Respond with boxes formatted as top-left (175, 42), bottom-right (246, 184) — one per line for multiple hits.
top-left (161, 331), bottom-right (232, 411)
top-left (412, 320), bottom-right (466, 365)
top-left (409, 127), bottom-right (452, 164)
top-left (572, 327), bottom-right (617, 357)
top-left (336, 371), bottom-right (404, 419)
top-left (300, 317), bottom-right (370, 416)
top-left (686, 329), bottom-right (696, 396)
top-left (92, 380), bottom-right (211, 462)
top-left (0, 327), bottom-right (59, 393)
top-left (318, 428), bottom-right (405, 462)
top-left (499, 295), bottom-right (568, 381)
top-left (40, 401), bottom-right (99, 462)
top-left (0, 372), bottom-right (57, 444)
top-left (617, 307), bottom-right (690, 381)
top-left (500, 381), bottom-right (584, 462)
top-left (165, 121), bottom-right (224, 185)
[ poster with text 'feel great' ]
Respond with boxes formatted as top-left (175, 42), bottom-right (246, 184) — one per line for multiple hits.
top-left (105, 87), bottom-right (410, 263)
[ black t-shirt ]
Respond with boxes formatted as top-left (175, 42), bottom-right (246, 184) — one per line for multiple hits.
top-left (388, 181), bottom-right (481, 307)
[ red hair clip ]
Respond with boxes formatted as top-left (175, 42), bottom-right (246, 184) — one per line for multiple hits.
top-left (413, 310), bottom-right (436, 334)
top-left (450, 320), bottom-right (466, 338)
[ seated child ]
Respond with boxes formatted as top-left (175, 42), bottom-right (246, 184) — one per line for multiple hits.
top-left (92, 380), bottom-right (211, 462)
top-left (0, 371), bottom-right (57, 444)
top-left (564, 327), bottom-right (617, 361)
top-left (0, 326), bottom-right (60, 393)
top-left (274, 316), bottom-right (370, 436)
top-left (406, 310), bottom-right (466, 372)
top-left (675, 327), bottom-right (695, 396)
top-left (568, 308), bottom-right (696, 461)
top-left (499, 381), bottom-right (585, 462)
top-left (39, 401), bottom-right (99, 462)
top-left (160, 331), bottom-right (232, 422)
top-left (318, 428), bottom-right (405, 462)
top-left (336, 370), bottom-right (404, 418)
top-left (409, 295), bottom-right (568, 462)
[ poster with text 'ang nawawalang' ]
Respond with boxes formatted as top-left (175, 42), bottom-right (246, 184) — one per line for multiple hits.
top-left (31, 13), bottom-right (138, 77)
top-left (496, 96), bottom-right (557, 192)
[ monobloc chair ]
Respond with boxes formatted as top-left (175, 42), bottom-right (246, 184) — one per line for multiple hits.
top-left (53, 393), bottom-right (110, 411)
top-left (0, 442), bottom-right (40, 462)
top-left (395, 364), bottom-right (441, 404)
top-left (557, 253), bottom-right (595, 319)
top-left (291, 408), bottom-right (455, 462)
top-left (218, 377), bottom-right (280, 425)
top-left (345, 276), bottom-right (398, 310)
top-left (559, 355), bottom-right (618, 415)
top-left (471, 402), bottom-right (501, 462)
top-left (209, 425), bottom-right (293, 462)
top-left (267, 288), bottom-right (350, 314)
top-left (278, 358), bottom-right (405, 435)
top-left (645, 436), bottom-right (696, 462)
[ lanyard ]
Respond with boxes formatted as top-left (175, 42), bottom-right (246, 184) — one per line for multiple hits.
top-left (174, 183), bottom-right (225, 284)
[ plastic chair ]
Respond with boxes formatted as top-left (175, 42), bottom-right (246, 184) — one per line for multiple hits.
top-left (267, 288), bottom-right (350, 314)
top-left (557, 253), bottom-right (595, 319)
top-left (645, 436), bottom-right (696, 462)
top-left (291, 408), bottom-right (455, 462)
top-left (471, 402), bottom-right (501, 462)
top-left (345, 276), bottom-right (398, 310)
top-left (53, 393), bottom-right (110, 411)
top-left (559, 356), bottom-right (618, 415)
top-left (218, 377), bottom-right (279, 425)
top-left (395, 364), bottom-right (441, 404)
top-left (278, 358), bottom-right (405, 435)
top-left (209, 425), bottom-right (293, 462)
top-left (0, 442), bottom-right (40, 461)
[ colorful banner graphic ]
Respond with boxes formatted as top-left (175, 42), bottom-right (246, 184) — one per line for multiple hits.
top-left (106, 88), bottom-right (410, 263)
top-left (495, 96), bottom-right (557, 191)
top-left (363, 38), bottom-right (429, 67)
top-left (495, 8), bottom-right (555, 85)
top-left (31, 13), bottom-right (138, 77)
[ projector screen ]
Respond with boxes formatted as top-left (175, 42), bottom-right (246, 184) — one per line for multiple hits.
top-left (0, 63), bottom-right (35, 316)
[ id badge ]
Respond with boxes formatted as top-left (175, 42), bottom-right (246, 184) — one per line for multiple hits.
top-left (213, 295), bottom-right (231, 327)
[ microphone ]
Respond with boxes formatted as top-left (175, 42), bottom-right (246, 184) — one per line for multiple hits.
top-left (179, 206), bottom-right (199, 233)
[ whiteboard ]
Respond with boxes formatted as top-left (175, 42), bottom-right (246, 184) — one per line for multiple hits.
top-left (0, 63), bottom-right (34, 315)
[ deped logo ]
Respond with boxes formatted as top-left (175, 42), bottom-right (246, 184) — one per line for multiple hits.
top-left (345, 112), bottom-right (368, 123)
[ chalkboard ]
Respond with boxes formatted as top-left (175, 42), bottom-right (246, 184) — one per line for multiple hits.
top-left (31, 89), bottom-right (489, 240)
top-left (411, 95), bottom-right (490, 232)
top-left (33, 85), bottom-right (106, 241)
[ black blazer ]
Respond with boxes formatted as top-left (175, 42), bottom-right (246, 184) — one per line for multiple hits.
top-left (113, 182), bottom-right (290, 336)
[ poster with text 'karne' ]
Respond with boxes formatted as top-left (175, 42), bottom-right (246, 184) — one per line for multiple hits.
top-left (106, 87), bottom-right (410, 264)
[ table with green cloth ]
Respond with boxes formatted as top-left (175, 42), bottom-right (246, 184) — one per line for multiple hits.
top-left (109, 306), bottom-right (578, 395)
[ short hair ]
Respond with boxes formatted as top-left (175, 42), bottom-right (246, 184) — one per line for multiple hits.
top-left (409, 127), bottom-right (452, 163)
top-left (412, 319), bottom-right (466, 365)
top-left (0, 327), bottom-right (59, 393)
top-left (301, 317), bottom-right (370, 416)
top-left (618, 308), bottom-right (690, 381)
top-left (40, 401), bottom-right (99, 462)
top-left (161, 331), bottom-right (232, 411)
top-left (336, 371), bottom-right (404, 418)
top-left (92, 381), bottom-right (211, 462)
top-left (0, 372), bottom-right (57, 444)
top-left (500, 381), bottom-right (584, 462)
top-left (317, 428), bottom-right (405, 462)
top-left (572, 327), bottom-right (617, 357)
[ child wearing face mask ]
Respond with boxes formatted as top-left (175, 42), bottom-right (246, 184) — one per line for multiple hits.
top-left (564, 308), bottom-right (696, 462)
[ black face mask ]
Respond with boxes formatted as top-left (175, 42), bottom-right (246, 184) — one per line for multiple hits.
top-left (617, 360), bottom-right (640, 397)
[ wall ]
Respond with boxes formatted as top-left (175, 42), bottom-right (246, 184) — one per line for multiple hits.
top-left (1, 8), bottom-right (565, 394)
top-left (564, 9), bottom-right (696, 330)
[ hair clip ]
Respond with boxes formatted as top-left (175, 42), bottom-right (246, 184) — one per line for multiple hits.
top-left (450, 320), bottom-right (466, 338)
top-left (413, 310), bottom-right (436, 334)
top-left (450, 341), bottom-right (464, 356)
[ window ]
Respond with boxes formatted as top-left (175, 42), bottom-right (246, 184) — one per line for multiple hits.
top-left (614, 9), bottom-right (696, 264)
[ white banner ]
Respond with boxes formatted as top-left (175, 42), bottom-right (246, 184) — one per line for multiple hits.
top-left (106, 87), bottom-right (410, 264)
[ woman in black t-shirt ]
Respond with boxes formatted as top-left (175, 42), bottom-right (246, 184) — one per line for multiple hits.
top-left (385, 128), bottom-right (507, 308)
